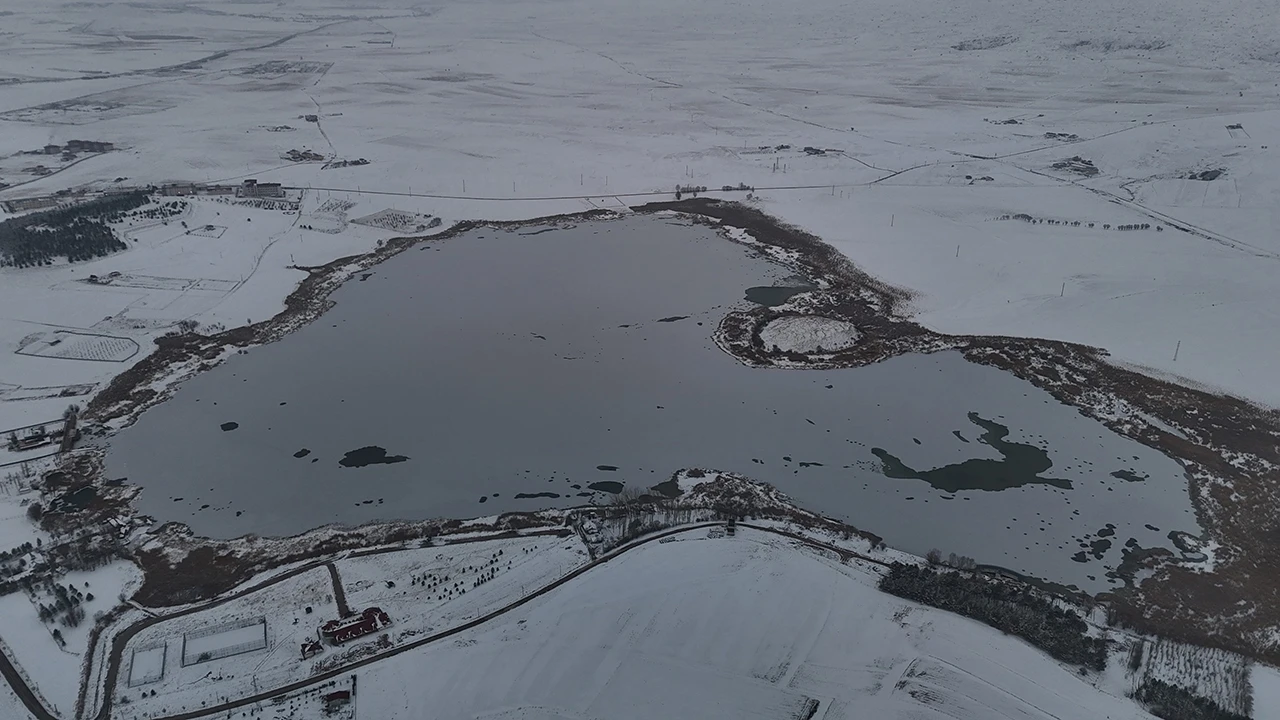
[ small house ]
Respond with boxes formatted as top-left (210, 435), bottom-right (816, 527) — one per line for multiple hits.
top-left (323, 690), bottom-right (351, 711)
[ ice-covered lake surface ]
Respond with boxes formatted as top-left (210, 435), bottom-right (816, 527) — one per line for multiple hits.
top-left (107, 215), bottom-right (1198, 590)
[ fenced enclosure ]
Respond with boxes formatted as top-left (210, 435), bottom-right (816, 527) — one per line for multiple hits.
top-left (181, 617), bottom-right (268, 666)
top-left (128, 644), bottom-right (167, 687)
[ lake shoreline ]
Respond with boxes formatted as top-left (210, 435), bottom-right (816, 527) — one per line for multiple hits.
top-left (62, 197), bottom-right (1280, 663)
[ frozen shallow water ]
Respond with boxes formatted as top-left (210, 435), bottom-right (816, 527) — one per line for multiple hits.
top-left (107, 215), bottom-right (1199, 590)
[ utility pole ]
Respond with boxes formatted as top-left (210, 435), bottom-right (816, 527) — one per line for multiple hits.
top-left (1060, 282), bottom-right (1065, 297)
top-left (1173, 340), bottom-right (1181, 361)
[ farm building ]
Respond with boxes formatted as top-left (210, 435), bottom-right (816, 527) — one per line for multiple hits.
top-left (323, 690), bottom-right (351, 711)
top-left (320, 607), bottom-right (390, 645)
top-left (161, 183), bottom-right (199, 196)
top-left (238, 179), bottom-right (284, 198)
top-left (65, 140), bottom-right (113, 152)
top-left (11, 427), bottom-right (53, 451)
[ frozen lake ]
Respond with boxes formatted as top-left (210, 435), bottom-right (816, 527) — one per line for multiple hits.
top-left (107, 215), bottom-right (1199, 590)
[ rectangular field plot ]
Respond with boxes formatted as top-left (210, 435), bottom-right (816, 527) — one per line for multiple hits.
top-left (15, 331), bottom-right (139, 362)
top-left (182, 618), bottom-right (267, 666)
top-left (0, 384), bottom-right (95, 402)
top-left (352, 209), bottom-right (438, 233)
top-left (128, 645), bottom-right (167, 687)
top-left (238, 60), bottom-right (334, 75)
top-left (188, 225), bottom-right (228, 238)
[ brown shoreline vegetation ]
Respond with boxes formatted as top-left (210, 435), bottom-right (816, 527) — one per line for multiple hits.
top-left (72, 198), bottom-right (1280, 663)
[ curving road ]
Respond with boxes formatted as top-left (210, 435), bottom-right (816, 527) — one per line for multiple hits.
top-left (0, 522), bottom-right (875, 720)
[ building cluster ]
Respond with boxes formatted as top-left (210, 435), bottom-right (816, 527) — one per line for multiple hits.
top-left (238, 179), bottom-right (285, 198)
top-left (157, 179), bottom-right (284, 198)
top-left (40, 140), bottom-right (114, 155)
top-left (282, 148), bottom-right (325, 162)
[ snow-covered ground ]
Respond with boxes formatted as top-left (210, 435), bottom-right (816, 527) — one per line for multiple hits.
top-left (0, 684), bottom-right (36, 720)
top-left (354, 527), bottom-right (1154, 720)
top-left (759, 315), bottom-right (861, 353)
top-left (333, 536), bottom-right (586, 641)
top-left (0, 560), bottom-right (141, 716)
top-left (1254, 664), bottom-right (1280, 720)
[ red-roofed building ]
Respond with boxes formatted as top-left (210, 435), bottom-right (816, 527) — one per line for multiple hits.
top-left (320, 607), bottom-right (390, 645)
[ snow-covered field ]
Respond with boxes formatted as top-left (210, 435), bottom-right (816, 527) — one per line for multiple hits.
top-left (333, 535), bottom-right (586, 642)
top-left (355, 528), bottom-right (1154, 720)
top-left (0, 560), bottom-right (141, 716)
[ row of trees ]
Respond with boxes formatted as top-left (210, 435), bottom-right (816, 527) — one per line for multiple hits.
top-left (0, 191), bottom-right (150, 267)
top-left (925, 548), bottom-right (977, 570)
top-left (1001, 214), bottom-right (1161, 231)
top-left (1134, 678), bottom-right (1251, 720)
top-left (878, 562), bottom-right (1107, 671)
top-left (1135, 638), bottom-right (1253, 718)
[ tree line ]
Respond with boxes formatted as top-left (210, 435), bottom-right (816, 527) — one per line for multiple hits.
top-left (1135, 678), bottom-right (1251, 720)
top-left (0, 190), bottom-right (150, 267)
top-left (878, 562), bottom-right (1107, 671)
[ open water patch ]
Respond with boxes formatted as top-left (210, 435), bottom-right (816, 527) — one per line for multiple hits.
top-left (338, 446), bottom-right (409, 468)
top-left (871, 413), bottom-right (1070, 492)
top-left (745, 285), bottom-right (812, 307)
